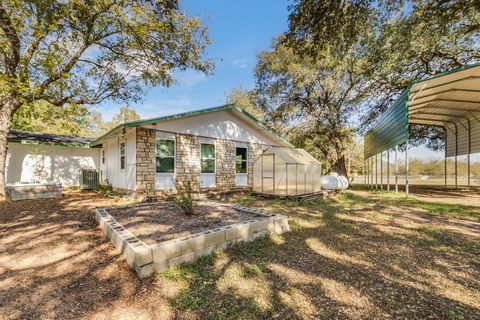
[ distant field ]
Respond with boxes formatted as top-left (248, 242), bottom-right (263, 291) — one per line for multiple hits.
top-left (352, 176), bottom-right (480, 187)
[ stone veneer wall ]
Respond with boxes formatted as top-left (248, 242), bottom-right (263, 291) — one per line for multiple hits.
top-left (215, 139), bottom-right (236, 189)
top-left (135, 128), bottom-right (272, 196)
top-left (135, 127), bottom-right (156, 197)
top-left (175, 133), bottom-right (201, 191)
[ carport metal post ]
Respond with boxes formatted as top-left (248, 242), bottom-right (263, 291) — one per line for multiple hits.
top-left (387, 150), bottom-right (390, 191)
top-left (380, 152), bottom-right (383, 190)
top-left (371, 157), bottom-right (374, 189)
top-left (364, 159), bottom-right (367, 187)
top-left (373, 157), bottom-right (375, 189)
top-left (444, 127), bottom-right (447, 188)
top-left (371, 157), bottom-right (374, 188)
top-left (405, 140), bottom-right (409, 197)
top-left (370, 157), bottom-right (373, 188)
top-left (455, 123), bottom-right (458, 189)
top-left (467, 119), bottom-right (471, 188)
top-left (395, 146), bottom-right (398, 193)
top-left (365, 159), bottom-right (368, 187)
top-left (368, 157), bottom-right (371, 188)
top-left (375, 154), bottom-right (378, 189)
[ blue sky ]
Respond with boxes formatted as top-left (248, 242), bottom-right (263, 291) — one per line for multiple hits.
top-left (92, 0), bottom-right (443, 160)
top-left (94, 0), bottom-right (290, 121)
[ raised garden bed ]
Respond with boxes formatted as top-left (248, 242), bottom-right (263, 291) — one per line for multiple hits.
top-left (5, 183), bottom-right (62, 201)
top-left (95, 201), bottom-right (290, 278)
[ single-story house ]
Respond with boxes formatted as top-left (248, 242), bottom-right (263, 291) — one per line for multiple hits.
top-left (6, 105), bottom-right (293, 196)
top-left (6, 130), bottom-right (99, 186)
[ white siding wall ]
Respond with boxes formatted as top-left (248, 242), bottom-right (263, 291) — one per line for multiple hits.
top-left (103, 128), bottom-right (136, 191)
top-left (6, 143), bottom-right (100, 186)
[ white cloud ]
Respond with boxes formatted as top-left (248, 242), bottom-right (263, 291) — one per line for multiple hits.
top-left (232, 58), bottom-right (250, 69)
top-left (135, 95), bottom-right (197, 119)
top-left (174, 69), bottom-right (207, 88)
top-left (95, 92), bottom-right (203, 122)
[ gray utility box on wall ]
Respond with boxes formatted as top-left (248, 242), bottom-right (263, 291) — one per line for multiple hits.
top-left (80, 169), bottom-right (99, 190)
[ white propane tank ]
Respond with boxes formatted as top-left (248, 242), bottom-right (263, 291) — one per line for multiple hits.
top-left (339, 175), bottom-right (349, 189)
top-left (320, 172), bottom-right (349, 190)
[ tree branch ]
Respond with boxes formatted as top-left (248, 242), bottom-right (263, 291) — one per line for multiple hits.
top-left (19, 8), bottom-right (52, 81)
top-left (0, 5), bottom-right (21, 75)
top-left (40, 41), bottom-right (90, 89)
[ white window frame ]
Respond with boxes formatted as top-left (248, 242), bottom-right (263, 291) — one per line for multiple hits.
top-left (200, 143), bottom-right (216, 174)
top-left (119, 140), bottom-right (126, 171)
top-left (156, 138), bottom-right (176, 173)
top-left (101, 149), bottom-right (105, 165)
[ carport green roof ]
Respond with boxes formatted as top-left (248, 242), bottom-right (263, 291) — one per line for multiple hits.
top-left (364, 63), bottom-right (480, 159)
top-left (91, 104), bottom-right (293, 147)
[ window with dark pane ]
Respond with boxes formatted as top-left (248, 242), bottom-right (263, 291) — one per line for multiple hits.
top-left (236, 147), bottom-right (247, 173)
top-left (201, 143), bottom-right (215, 173)
top-left (120, 142), bottom-right (126, 170)
top-left (156, 139), bottom-right (175, 173)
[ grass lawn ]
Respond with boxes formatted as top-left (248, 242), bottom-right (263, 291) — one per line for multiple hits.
top-left (0, 188), bottom-right (479, 319)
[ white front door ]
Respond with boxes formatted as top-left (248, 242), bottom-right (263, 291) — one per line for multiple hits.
top-left (155, 137), bottom-right (176, 190)
top-left (235, 146), bottom-right (248, 187)
top-left (200, 142), bottom-right (216, 188)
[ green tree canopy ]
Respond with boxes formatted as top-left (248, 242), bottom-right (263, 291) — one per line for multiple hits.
top-left (12, 101), bottom-right (99, 137)
top-left (255, 37), bottom-right (373, 178)
top-left (0, 0), bottom-right (212, 200)
top-left (224, 86), bottom-right (264, 120)
top-left (279, 0), bottom-right (480, 176)
top-left (101, 106), bottom-right (142, 133)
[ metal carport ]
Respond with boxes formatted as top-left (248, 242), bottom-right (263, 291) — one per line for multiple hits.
top-left (364, 63), bottom-right (480, 196)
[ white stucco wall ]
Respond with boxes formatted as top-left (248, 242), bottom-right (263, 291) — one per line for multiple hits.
top-left (145, 109), bottom-right (285, 146)
top-left (6, 143), bottom-right (100, 186)
top-left (103, 128), bottom-right (136, 191)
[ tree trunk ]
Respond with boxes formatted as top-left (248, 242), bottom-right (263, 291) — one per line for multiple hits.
top-left (0, 95), bottom-right (21, 201)
top-left (331, 154), bottom-right (349, 182)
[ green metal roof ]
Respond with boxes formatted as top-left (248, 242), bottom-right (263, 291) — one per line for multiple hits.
top-left (364, 62), bottom-right (480, 159)
top-left (364, 89), bottom-right (410, 159)
top-left (91, 104), bottom-right (293, 147)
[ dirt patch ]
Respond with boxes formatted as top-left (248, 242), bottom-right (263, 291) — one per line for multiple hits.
top-left (106, 201), bottom-right (260, 244)
top-left (1, 188), bottom-right (479, 319)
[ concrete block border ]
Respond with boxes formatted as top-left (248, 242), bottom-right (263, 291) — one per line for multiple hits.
top-left (95, 202), bottom-right (290, 278)
top-left (6, 183), bottom-right (62, 201)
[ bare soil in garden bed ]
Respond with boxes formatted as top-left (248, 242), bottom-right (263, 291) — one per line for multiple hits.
top-left (107, 200), bottom-right (260, 244)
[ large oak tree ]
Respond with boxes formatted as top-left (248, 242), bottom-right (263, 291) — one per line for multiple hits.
top-left (0, 0), bottom-right (211, 200)
top-left (255, 38), bottom-right (373, 179)
top-left (286, 0), bottom-right (480, 148)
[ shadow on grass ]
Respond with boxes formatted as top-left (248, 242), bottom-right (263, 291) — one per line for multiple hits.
top-left (349, 185), bottom-right (480, 220)
top-left (157, 191), bottom-right (480, 319)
